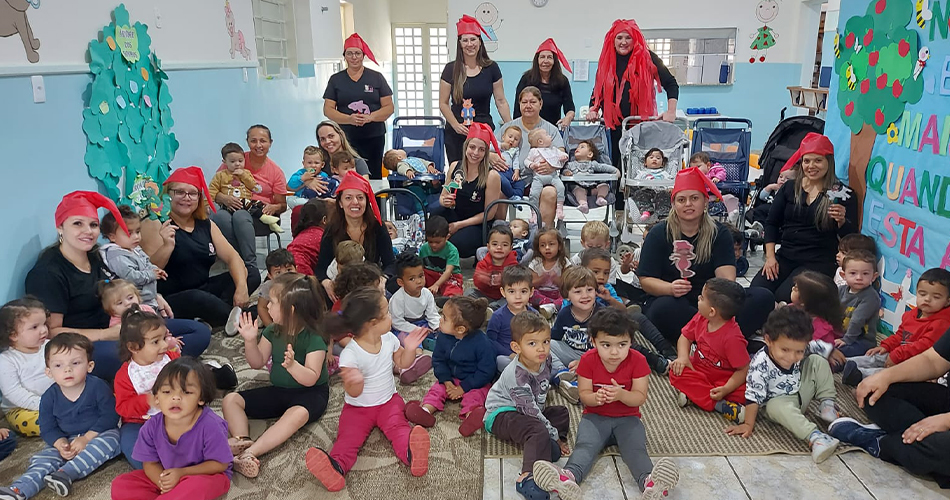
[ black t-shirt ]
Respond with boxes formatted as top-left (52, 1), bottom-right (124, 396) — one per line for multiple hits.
top-left (440, 61), bottom-right (502, 126)
top-left (934, 329), bottom-right (950, 361)
top-left (158, 219), bottom-right (217, 295)
top-left (25, 247), bottom-right (114, 329)
top-left (449, 165), bottom-right (487, 220)
top-left (314, 225), bottom-right (395, 281)
top-left (323, 69), bottom-right (393, 139)
top-left (637, 221), bottom-right (736, 305)
top-left (589, 50), bottom-right (680, 126)
top-left (764, 182), bottom-right (857, 265)
top-left (513, 74), bottom-right (575, 125)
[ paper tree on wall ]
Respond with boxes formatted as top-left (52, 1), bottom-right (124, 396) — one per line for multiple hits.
top-left (81, 3), bottom-right (177, 219)
top-left (833, 0), bottom-right (924, 227)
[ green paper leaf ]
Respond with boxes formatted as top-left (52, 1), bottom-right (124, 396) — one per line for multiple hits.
top-left (99, 107), bottom-right (120, 138)
top-left (128, 143), bottom-right (149, 175)
top-left (141, 123), bottom-right (158, 150)
top-left (126, 111), bottom-right (145, 142)
top-left (134, 23), bottom-right (152, 61)
top-left (118, 120), bottom-right (134, 146)
top-left (114, 4), bottom-right (131, 27)
top-left (82, 109), bottom-right (105, 144)
top-left (89, 40), bottom-right (111, 75)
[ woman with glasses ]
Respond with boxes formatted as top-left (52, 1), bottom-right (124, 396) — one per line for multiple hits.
top-left (143, 167), bottom-right (260, 329)
top-left (322, 33), bottom-right (394, 179)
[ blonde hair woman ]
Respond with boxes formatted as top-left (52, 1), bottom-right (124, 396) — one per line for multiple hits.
top-left (637, 168), bottom-right (775, 349)
top-left (316, 120), bottom-right (372, 181)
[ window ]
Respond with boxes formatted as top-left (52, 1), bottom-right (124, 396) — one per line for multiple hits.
top-left (252, 0), bottom-right (296, 77)
top-left (644, 28), bottom-right (736, 85)
top-left (393, 25), bottom-right (449, 118)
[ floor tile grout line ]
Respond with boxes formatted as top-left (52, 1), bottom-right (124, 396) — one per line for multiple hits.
top-left (837, 455), bottom-right (877, 500)
top-left (611, 456), bottom-right (632, 500)
top-left (725, 456), bottom-right (754, 500)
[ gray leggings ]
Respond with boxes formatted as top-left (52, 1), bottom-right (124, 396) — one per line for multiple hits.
top-left (565, 414), bottom-right (653, 490)
top-left (529, 173), bottom-right (565, 205)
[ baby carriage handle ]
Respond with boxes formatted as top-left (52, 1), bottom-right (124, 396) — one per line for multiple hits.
top-left (692, 117), bottom-right (753, 130)
top-left (392, 116), bottom-right (446, 127)
top-left (375, 188), bottom-right (429, 221)
top-left (482, 199), bottom-right (543, 243)
top-left (621, 116), bottom-right (661, 129)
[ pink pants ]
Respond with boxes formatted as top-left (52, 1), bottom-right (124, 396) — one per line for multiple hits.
top-left (421, 378), bottom-right (490, 417)
top-left (330, 394), bottom-right (412, 474)
top-left (111, 470), bottom-right (230, 500)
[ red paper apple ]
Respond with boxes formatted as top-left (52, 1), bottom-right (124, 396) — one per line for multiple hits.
top-left (877, 73), bottom-right (888, 89)
top-left (868, 51), bottom-right (879, 66)
top-left (875, 0), bottom-right (886, 14)
top-left (898, 39), bottom-right (910, 57)
top-left (875, 109), bottom-right (885, 126)
top-left (861, 79), bottom-right (871, 94)
top-left (893, 79), bottom-right (903, 98)
top-left (845, 102), bottom-right (855, 116)
top-left (864, 30), bottom-right (874, 47)
top-left (846, 32), bottom-right (856, 49)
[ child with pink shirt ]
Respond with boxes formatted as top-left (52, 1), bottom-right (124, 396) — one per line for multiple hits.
top-left (790, 271), bottom-right (843, 343)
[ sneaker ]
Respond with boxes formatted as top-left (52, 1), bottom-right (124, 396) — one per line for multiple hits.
top-left (555, 369), bottom-right (576, 383)
top-left (399, 355), bottom-right (432, 384)
top-left (818, 399), bottom-right (839, 423)
top-left (405, 400), bottom-right (436, 428)
top-left (532, 461), bottom-right (581, 500)
top-left (842, 360), bottom-right (863, 387)
top-left (0, 487), bottom-right (25, 500)
top-left (224, 306), bottom-right (242, 336)
top-left (626, 304), bottom-right (642, 315)
top-left (539, 304), bottom-right (557, 320)
top-left (44, 470), bottom-right (72, 497)
top-left (714, 400), bottom-right (745, 423)
top-left (210, 363), bottom-right (238, 391)
top-left (515, 473), bottom-right (551, 500)
top-left (558, 379), bottom-right (579, 404)
top-left (640, 458), bottom-right (679, 500)
top-left (675, 390), bottom-right (689, 408)
top-left (459, 406), bottom-right (487, 437)
top-left (808, 430), bottom-right (840, 464)
top-left (408, 425), bottom-right (430, 477)
top-left (305, 447), bottom-right (346, 492)
top-left (828, 417), bottom-right (885, 457)
top-left (645, 352), bottom-right (669, 375)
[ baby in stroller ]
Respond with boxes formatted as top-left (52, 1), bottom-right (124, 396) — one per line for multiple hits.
top-left (383, 148), bottom-right (441, 179)
top-left (562, 139), bottom-right (619, 214)
top-left (634, 148), bottom-right (674, 181)
top-left (525, 128), bottom-right (569, 220)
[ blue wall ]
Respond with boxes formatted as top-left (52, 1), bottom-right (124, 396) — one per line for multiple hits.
top-left (493, 61), bottom-right (803, 149)
top-left (0, 67), bottom-right (328, 303)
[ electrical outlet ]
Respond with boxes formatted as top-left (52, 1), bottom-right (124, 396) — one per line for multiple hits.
top-left (154, 7), bottom-right (162, 28)
top-left (31, 75), bottom-right (45, 103)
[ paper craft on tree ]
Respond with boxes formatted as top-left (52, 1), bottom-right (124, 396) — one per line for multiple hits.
top-left (670, 239), bottom-right (696, 279)
top-left (116, 24), bottom-right (139, 63)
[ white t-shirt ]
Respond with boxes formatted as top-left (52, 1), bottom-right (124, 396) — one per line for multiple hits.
top-left (527, 258), bottom-right (562, 292)
top-left (0, 340), bottom-right (54, 411)
top-left (338, 332), bottom-right (400, 407)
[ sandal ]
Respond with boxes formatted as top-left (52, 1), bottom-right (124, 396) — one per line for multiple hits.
top-left (229, 436), bottom-right (254, 456)
top-left (233, 451), bottom-right (260, 478)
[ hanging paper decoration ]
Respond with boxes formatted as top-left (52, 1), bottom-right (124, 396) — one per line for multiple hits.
top-left (670, 240), bottom-right (696, 279)
top-left (82, 3), bottom-right (177, 217)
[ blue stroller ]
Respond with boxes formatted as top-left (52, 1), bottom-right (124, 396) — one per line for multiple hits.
top-left (689, 118), bottom-right (753, 226)
top-left (387, 116), bottom-right (446, 218)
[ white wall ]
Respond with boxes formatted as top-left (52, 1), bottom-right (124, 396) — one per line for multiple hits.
top-left (310, 0), bottom-right (344, 60)
top-left (349, 0), bottom-right (393, 63)
top-left (390, 0), bottom-right (449, 24)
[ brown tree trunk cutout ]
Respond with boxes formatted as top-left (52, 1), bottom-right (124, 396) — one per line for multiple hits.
top-left (848, 123), bottom-right (876, 229)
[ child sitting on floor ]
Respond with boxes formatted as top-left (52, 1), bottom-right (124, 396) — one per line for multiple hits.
top-left (562, 139), bottom-right (619, 213)
top-left (0, 333), bottom-right (119, 500)
top-left (472, 226), bottom-right (519, 308)
top-left (388, 253), bottom-right (438, 383)
top-left (484, 311), bottom-right (570, 500)
top-left (98, 280), bottom-right (179, 351)
top-left (419, 216), bottom-right (463, 297)
top-left (726, 306), bottom-right (841, 463)
top-left (256, 249), bottom-right (298, 327)
top-left (287, 199), bottom-right (328, 277)
top-left (486, 266), bottom-right (537, 374)
top-left (288, 146), bottom-right (336, 203)
top-left (224, 273), bottom-right (330, 479)
top-left (790, 271), bottom-right (844, 344)
top-left (834, 233), bottom-right (877, 288)
top-left (405, 297), bottom-right (495, 436)
top-left (669, 278), bottom-right (749, 424)
top-left (498, 126), bottom-right (526, 199)
top-left (689, 152), bottom-right (725, 183)
top-left (383, 149), bottom-right (441, 179)
top-left (99, 205), bottom-right (169, 315)
top-left (114, 306), bottom-right (181, 470)
top-left (111, 358), bottom-right (233, 500)
top-left (842, 268), bottom-right (950, 387)
top-left (0, 297), bottom-right (53, 437)
top-left (209, 143), bottom-right (282, 233)
top-left (568, 221), bottom-right (620, 285)
top-left (532, 308), bottom-right (679, 500)
top-left (306, 288), bottom-right (430, 492)
top-left (527, 228), bottom-right (568, 315)
top-left (526, 128), bottom-right (569, 220)
top-left (836, 250), bottom-right (880, 357)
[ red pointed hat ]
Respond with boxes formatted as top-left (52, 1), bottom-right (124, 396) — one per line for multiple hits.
top-left (466, 122), bottom-right (501, 154)
top-left (163, 166), bottom-right (216, 213)
top-left (671, 167), bottom-right (722, 201)
top-left (343, 33), bottom-right (378, 65)
top-left (336, 170), bottom-right (381, 224)
top-left (780, 133), bottom-right (835, 172)
top-left (55, 191), bottom-right (129, 235)
top-left (592, 19), bottom-right (661, 128)
top-left (536, 38), bottom-right (571, 73)
top-left (457, 14), bottom-right (489, 37)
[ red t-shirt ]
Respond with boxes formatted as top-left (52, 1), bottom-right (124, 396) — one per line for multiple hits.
top-left (682, 313), bottom-right (749, 378)
top-left (575, 349), bottom-right (650, 418)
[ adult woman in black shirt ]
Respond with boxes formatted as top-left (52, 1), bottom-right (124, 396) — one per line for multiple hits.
top-left (439, 15), bottom-right (512, 164)
top-left (750, 133), bottom-right (856, 303)
top-left (316, 171), bottom-right (395, 301)
top-left (322, 33), bottom-right (394, 179)
top-left (637, 169), bottom-right (775, 349)
top-left (143, 167), bottom-right (258, 327)
top-left (513, 38), bottom-right (575, 128)
top-left (586, 19), bottom-right (679, 167)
